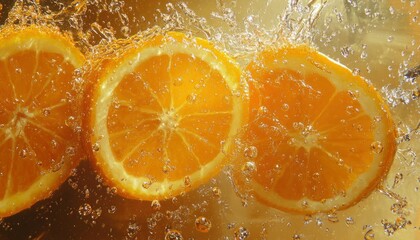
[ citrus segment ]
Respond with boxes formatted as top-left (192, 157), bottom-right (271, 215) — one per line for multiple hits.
top-left (0, 25), bottom-right (85, 217)
top-left (238, 45), bottom-right (396, 213)
top-left (84, 32), bottom-right (248, 200)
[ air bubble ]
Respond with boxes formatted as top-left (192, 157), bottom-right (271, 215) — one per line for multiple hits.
top-left (195, 216), bottom-right (212, 233)
top-left (184, 176), bottom-right (191, 187)
top-left (151, 200), bottom-right (161, 211)
top-left (212, 187), bottom-right (221, 198)
top-left (242, 161), bottom-right (257, 175)
top-left (165, 229), bottom-right (183, 240)
top-left (142, 180), bottom-right (152, 189)
top-left (92, 142), bottom-right (100, 152)
top-left (234, 226), bottom-right (250, 240)
top-left (19, 148), bottom-right (28, 158)
top-left (370, 141), bottom-right (383, 154)
top-left (244, 146), bottom-right (258, 158)
top-left (364, 229), bottom-right (375, 240)
top-left (78, 203), bottom-right (92, 216)
top-left (346, 217), bottom-right (354, 225)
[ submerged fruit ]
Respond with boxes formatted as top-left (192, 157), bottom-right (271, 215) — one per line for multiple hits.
top-left (237, 45), bottom-right (396, 213)
top-left (0, 25), bottom-right (85, 217)
top-left (83, 31), bottom-right (248, 200)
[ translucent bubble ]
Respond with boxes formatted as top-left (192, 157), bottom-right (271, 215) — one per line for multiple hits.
top-left (184, 176), bottom-right (191, 187)
top-left (108, 205), bottom-right (117, 214)
top-left (345, 217), bottom-right (355, 225)
top-left (142, 180), bottom-right (152, 189)
top-left (241, 161), bottom-right (257, 175)
top-left (151, 200), bottom-right (161, 211)
top-left (195, 216), bottom-right (212, 233)
top-left (234, 226), bottom-right (250, 240)
top-left (364, 229), bottom-right (375, 240)
top-left (92, 142), bottom-right (100, 152)
top-left (19, 148), bottom-right (28, 158)
top-left (78, 203), bottom-right (92, 216)
top-left (165, 229), bottom-right (183, 240)
top-left (243, 146), bottom-right (258, 158)
top-left (212, 186), bottom-right (221, 198)
top-left (370, 141), bottom-right (383, 154)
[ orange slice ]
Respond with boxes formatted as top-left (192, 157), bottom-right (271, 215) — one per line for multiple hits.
top-left (83, 32), bottom-right (248, 200)
top-left (236, 45), bottom-right (396, 213)
top-left (0, 25), bottom-right (85, 217)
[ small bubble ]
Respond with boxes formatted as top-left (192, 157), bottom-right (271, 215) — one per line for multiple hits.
top-left (92, 142), bottom-right (100, 152)
top-left (345, 217), bottom-right (355, 225)
top-left (327, 214), bottom-right (339, 223)
top-left (241, 161), bottom-right (257, 175)
top-left (212, 187), bottom-right (221, 198)
top-left (243, 146), bottom-right (258, 158)
top-left (370, 141), bottom-right (383, 154)
top-left (186, 93), bottom-right (197, 103)
top-left (127, 221), bottom-right (140, 238)
top-left (364, 229), bottom-right (375, 240)
top-left (91, 208), bottom-right (102, 220)
top-left (19, 148), bottom-right (28, 158)
top-left (65, 147), bottom-right (76, 156)
top-left (106, 186), bottom-right (117, 195)
top-left (42, 108), bottom-right (51, 116)
top-left (340, 46), bottom-right (353, 58)
top-left (142, 180), bottom-right (152, 189)
top-left (173, 77), bottom-right (183, 86)
top-left (292, 234), bottom-right (302, 240)
top-left (184, 176), bottom-right (191, 187)
top-left (121, 26), bottom-right (131, 37)
top-left (108, 205), bottom-right (117, 214)
top-left (360, 51), bottom-right (368, 59)
top-left (195, 216), bottom-right (212, 233)
top-left (151, 200), bottom-right (161, 211)
top-left (165, 229), bottom-right (183, 240)
top-left (281, 103), bottom-right (289, 111)
top-left (234, 226), bottom-right (249, 240)
top-left (352, 68), bottom-right (361, 76)
top-left (78, 203), bottom-right (92, 216)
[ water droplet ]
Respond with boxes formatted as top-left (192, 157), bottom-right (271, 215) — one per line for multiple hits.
top-left (392, 173), bottom-right (403, 188)
top-left (234, 226), bottom-right (250, 240)
top-left (108, 205), bottom-right (117, 214)
top-left (106, 186), bottom-right (117, 195)
top-left (165, 229), bottom-right (183, 240)
top-left (195, 216), bottom-right (212, 233)
top-left (364, 229), bottom-right (375, 240)
top-left (340, 46), bottom-right (353, 58)
top-left (212, 186), bottom-right (221, 198)
top-left (184, 176), bottom-right (191, 187)
top-left (360, 51), bottom-right (368, 59)
top-left (19, 148), bottom-right (28, 158)
top-left (78, 203), bottom-right (92, 216)
top-left (65, 147), bottom-right (76, 156)
top-left (352, 68), bottom-right (361, 76)
top-left (345, 217), bottom-right (355, 225)
top-left (327, 213), bottom-right (339, 223)
top-left (142, 180), bottom-right (152, 189)
top-left (151, 200), bottom-right (161, 211)
top-left (186, 93), bottom-right (197, 103)
top-left (42, 108), bottom-right (51, 116)
top-left (91, 208), bottom-right (102, 220)
top-left (243, 146), bottom-right (258, 158)
top-left (92, 142), bottom-right (100, 152)
top-left (281, 103), bottom-right (289, 111)
top-left (127, 221), bottom-right (140, 238)
top-left (292, 234), bottom-right (302, 240)
top-left (370, 141), bottom-right (383, 154)
top-left (241, 161), bottom-right (257, 175)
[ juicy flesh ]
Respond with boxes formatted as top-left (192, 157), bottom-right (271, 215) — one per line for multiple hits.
top-left (248, 68), bottom-right (374, 201)
top-left (0, 50), bottom-right (79, 199)
top-left (107, 53), bottom-right (234, 181)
